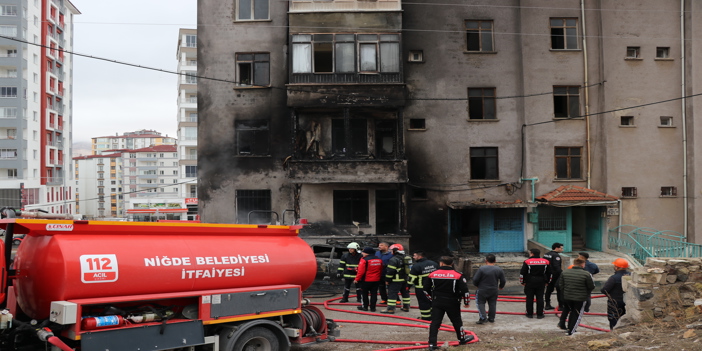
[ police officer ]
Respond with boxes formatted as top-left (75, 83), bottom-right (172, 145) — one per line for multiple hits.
top-left (337, 242), bottom-right (362, 303)
top-left (544, 242), bottom-right (564, 310)
top-left (424, 256), bottom-right (474, 350)
top-left (408, 251), bottom-right (438, 321)
top-left (520, 248), bottom-right (551, 319)
top-left (380, 244), bottom-right (411, 314)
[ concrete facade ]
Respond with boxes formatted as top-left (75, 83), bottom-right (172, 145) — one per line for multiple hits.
top-left (198, 0), bottom-right (701, 255)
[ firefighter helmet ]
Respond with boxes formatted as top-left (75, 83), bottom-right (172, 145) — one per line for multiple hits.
top-left (613, 258), bottom-right (629, 269)
top-left (389, 244), bottom-right (404, 252)
top-left (347, 242), bottom-right (361, 251)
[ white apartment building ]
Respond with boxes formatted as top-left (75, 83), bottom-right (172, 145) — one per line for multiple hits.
top-left (91, 129), bottom-right (176, 155)
top-left (73, 152), bottom-right (122, 219)
top-left (176, 28), bottom-right (198, 218)
top-left (0, 0), bottom-right (79, 214)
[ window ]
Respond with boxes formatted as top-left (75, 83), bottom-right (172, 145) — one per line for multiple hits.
top-left (661, 186), bottom-right (677, 197)
top-left (333, 190), bottom-right (369, 225)
top-left (236, 120), bottom-right (270, 156)
top-left (185, 165), bottom-right (197, 178)
top-left (470, 147), bottom-right (498, 180)
top-left (185, 34), bottom-right (196, 48)
top-left (0, 6), bottom-right (17, 16)
top-left (408, 50), bottom-right (423, 62)
top-left (0, 148), bottom-right (16, 159)
top-left (0, 25), bottom-right (17, 37)
top-left (0, 107), bottom-right (16, 118)
top-left (621, 187), bottom-right (637, 198)
top-left (236, 53), bottom-right (270, 86)
top-left (184, 72), bottom-right (197, 84)
top-left (538, 206), bottom-right (567, 231)
top-left (291, 34), bottom-right (400, 74)
top-left (553, 86), bottom-right (580, 118)
top-left (0, 87), bottom-right (16, 98)
top-left (555, 147), bottom-right (582, 179)
top-left (626, 46), bottom-right (640, 59)
top-left (660, 116), bottom-right (673, 126)
top-left (332, 119), bottom-right (367, 156)
top-left (465, 20), bottom-right (494, 52)
top-left (409, 118), bottom-right (426, 130)
top-left (410, 188), bottom-right (428, 200)
top-left (468, 88), bottom-right (496, 120)
top-left (375, 120), bottom-right (397, 159)
top-left (236, 189), bottom-right (271, 224)
top-left (236, 0), bottom-right (269, 20)
top-left (656, 47), bottom-right (670, 59)
top-left (6, 169), bottom-right (16, 178)
top-left (620, 116), bottom-right (634, 126)
top-left (550, 18), bottom-right (578, 50)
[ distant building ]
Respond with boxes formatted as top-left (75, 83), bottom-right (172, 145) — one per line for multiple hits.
top-left (176, 28), bottom-right (198, 219)
top-left (91, 129), bottom-right (176, 155)
top-left (73, 152), bottom-right (122, 218)
top-left (0, 1), bottom-right (80, 214)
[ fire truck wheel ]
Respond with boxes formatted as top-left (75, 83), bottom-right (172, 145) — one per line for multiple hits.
top-left (231, 327), bottom-right (279, 351)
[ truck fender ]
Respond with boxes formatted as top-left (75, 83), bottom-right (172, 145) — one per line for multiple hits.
top-left (217, 319), bottom-right (290, 351)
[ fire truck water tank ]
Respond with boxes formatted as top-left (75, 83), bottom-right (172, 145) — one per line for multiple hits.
top-left (6, 220), bottom-right (317, 319)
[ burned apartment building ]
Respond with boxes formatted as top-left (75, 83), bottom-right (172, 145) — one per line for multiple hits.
top-left (198, 0), bottom-right (702, 254)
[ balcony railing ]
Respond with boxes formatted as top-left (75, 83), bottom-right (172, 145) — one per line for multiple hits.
top-left (289, 0), bottom-right (401, 12)
top-left (290, 72), bottom-right (402, 84)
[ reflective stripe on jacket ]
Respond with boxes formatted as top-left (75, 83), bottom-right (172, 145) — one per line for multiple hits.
top-left (408, 258), bottom-right (438, 288)
top-left (338, 251), bottom-right (362, 278)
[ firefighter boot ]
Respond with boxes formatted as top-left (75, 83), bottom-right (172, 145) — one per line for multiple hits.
top-left (401, 304), bottom-right (410, 312)
top-left (380, 306), bottom-right (396, 314)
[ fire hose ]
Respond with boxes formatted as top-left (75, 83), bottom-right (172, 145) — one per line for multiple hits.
top-left (309, 293), bottom-right (611, 350)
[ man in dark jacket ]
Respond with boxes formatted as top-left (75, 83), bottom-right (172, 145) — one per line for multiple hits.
top-left (473, 253), bottom-right (506, 324)
top-left (601, 258), bottom-right (631, 330)
top-left (579, 252), bottom-right (599, 312)
top-left (408, 251), bottom-right (438, 320)
top-left (423, 256), bottom-right (475, 350)
top-left (337, 242), bottom-right (362, 303)
top-left (558, 258), bottom-right (595, 335)
top-left (381, 244), bottom-right (411, 313)
top-left (520, 248), bottom-right (551, 319)
top-left (544, 242), bottom-right (564, 310)
top-left (375, 242), bottom-right (393, 303)
top-left (355, 247), bottom-right (384, 312)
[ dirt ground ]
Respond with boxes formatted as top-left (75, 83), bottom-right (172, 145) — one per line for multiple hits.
top-left (298, 278), bottom-right (702, 351)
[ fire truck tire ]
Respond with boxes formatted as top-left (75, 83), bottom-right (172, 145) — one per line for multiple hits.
top-left (230, 327), bottom-right (279, 351)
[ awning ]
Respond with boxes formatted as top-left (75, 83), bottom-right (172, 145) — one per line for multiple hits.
top-left (536, 185), bottom-right (619, 206)
top-left (448, 199), bottom-right (527, 209)
top-left (126, 209), bottom-right (188, 214)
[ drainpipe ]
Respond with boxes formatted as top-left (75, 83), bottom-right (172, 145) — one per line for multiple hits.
top-left (520, 178), bottom-right (539, 203)
top-left (681, 0), bottom-right (688, 241)
top-left (581, 0), bottom-right (591, 189)
top-left (618, 199), bottom-right (622, 244)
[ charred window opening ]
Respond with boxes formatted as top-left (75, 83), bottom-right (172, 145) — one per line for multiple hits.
top-left (375, 120), bottom-right (396, 159)
top-left (333, 190), bottom-right (369, 225)
top-left (236, 189), bottom-right (271, 224)
top-left (236, 120), bottom-right (270, 156)
top-left (470, 147), bottom-right (498, 180)
top-left (236, 53), bottom-right (270, 86)
top-left (409, 119), bottom-right (426, 130)
top-left (468, 88), bottom-right (496, 120)
top-left (410, 188), bottom-right (427, 200)
top-left (555, 146), bottom-right (582, 179)
top-left (331, 119), bottom-right (367, 157)
top-left (553, 86), bottom-right (580, 118)
top-left (376, 189), bottom-right (398, 234)
top-left (313, 35), bottom-right (333, 73)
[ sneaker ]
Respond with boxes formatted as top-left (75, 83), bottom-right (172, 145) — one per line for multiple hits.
top-left (339, 298), bottom-right (349, 303)
top-left (544, 304), bottom-right (554, 310)
top-left (557, 323), bottom-right (567, 330)
top-left (476, 319), bottom-right (487, 325)
top-left (459, 335), bottom-right (475, 345)
top-left (525, 314), bottom-right (534, 318)
top-left (428, 345), bottom-right (440, 351)
top-left (487, 319), bottom-right (495, 323)
top-left (379, 308), bottom-right (395, 314)
top-left (537, 315), bottom-right (545, 319)
top-left (357, 306), bottom-right (368, 311)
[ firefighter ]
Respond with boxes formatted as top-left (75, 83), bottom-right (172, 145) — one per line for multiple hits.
top-left (354, 247), bottom-right (384, 311)
top-left (424, 256), bottom-right (475, 350)
top-left (380, 243), bottom-right (412, 313)
top-left (408, 251), bottom-right (438, 320)
top-left (337, 242), bottom-right (362, 303)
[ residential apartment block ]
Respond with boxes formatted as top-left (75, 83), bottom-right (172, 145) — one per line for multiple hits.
top-left (73, 152), bottom-right (122, 218)
top-left (0, 0), bottom-right (79, 214)
top-left (91, 129), bottom-right (176, 155)
top-left (197, 0), bottom-right (700, 254)
top-left (176, 28), bottom-right (198, 218)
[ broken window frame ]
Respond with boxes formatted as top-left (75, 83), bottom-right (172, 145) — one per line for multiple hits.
top-left (470, 147), bottom-right (499, 180)
top-left (235, 53), bottom-right (270, 87)
top-left (465, 20), bottom-right (494, 52)
top-left (468, 87), bottom-right (496, 120)
top-left (550, 18), bottom-right (578, 50)
top-left (554, 146), bottom-right (582, 179)
top-left (553, 86), bottom-right (580, 118)
top-left (375, 120), bottom-right (397, 159)
top-left (291, 33), bottom-right (400, 74)
top-left (236, 120), bottom-right (270, 156)
top-left (236, 0), bottom-right (269, 21)
top-left (333, 190), bottom-right (369, 225)
top-left (331, 119), bottom-right (368, 157)
top-left (236, 189), bottom-right (272, 224)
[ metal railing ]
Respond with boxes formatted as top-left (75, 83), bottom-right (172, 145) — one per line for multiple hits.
top-left (608, 225), bottom-right (702, 264)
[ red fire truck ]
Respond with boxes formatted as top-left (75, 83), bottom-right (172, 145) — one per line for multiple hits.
top-left (0, 209), bottom-right (336, 350)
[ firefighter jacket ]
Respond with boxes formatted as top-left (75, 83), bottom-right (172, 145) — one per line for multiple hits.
top-left (543, 250), bottom-right (563, 276)
top-left (519, 257), bottom-right (552, 286)
top-left (338, 251), bottom-right (362, 279)
top-left (355, 255), bottom-right (384, 283)
top-left (558, 266), bottom-right (594, 302)
top-left (408, 258), bottom-right (438, 289)
top-left (423, 266), bottom-right (470, 304)
top-left (385, 253), bottom-right (411, 283)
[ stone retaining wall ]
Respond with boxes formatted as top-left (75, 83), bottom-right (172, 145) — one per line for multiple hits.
top-left (623, 257), bottom-right (702, 322)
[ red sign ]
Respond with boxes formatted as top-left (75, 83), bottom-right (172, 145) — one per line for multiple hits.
top-left (185, 198), bottom-right (198, 205)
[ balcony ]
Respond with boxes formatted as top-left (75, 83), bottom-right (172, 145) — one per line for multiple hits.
top-left (289, 0), bottom-right (401, 12)
top-left (287, 84), bottom-right (406, 107)
top-left (286, 159), bottom-right (407, 183)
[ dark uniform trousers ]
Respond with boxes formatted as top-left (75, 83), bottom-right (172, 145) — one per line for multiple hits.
top-left (387, 281), bottom-right (410, 307)
top-left (545, 272), bottom-right (564, 309)
top-left (415, 287), bottom-right (432, 319)
top-left (428, 297), bottom-right (466, 346)
top-left (525, 278), bottom-right (546, 316)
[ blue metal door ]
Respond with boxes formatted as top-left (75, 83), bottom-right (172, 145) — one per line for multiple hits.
top-left (585, 206), bottom-right (602, 251)
top-left (479, 209), bottom-right (524, 252)
top-left (535, 206), bottom-right (572, 252)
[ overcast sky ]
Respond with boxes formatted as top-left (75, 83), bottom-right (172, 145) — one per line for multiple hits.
top-left (71, 0), bottom-right (196, 143)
